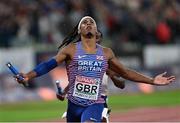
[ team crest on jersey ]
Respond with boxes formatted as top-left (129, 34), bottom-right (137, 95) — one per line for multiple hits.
top-left (96, 55), bottom-right (104, 60)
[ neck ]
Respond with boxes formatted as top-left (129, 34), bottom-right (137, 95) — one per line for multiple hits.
top-left (81, 36), bottom-right (97, 53)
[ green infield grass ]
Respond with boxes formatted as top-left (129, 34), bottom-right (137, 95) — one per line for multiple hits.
top-left (0, 90), bottom-right (179, 121)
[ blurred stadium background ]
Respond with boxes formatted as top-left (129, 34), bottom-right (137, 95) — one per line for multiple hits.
top-left (0, 0), bottom-right (180, 122)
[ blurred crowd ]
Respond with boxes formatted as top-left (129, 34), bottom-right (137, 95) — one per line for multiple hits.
top-left (0, 0), bottom-right (180, 103)
top-left (0, 0), bottom-right (179, 49)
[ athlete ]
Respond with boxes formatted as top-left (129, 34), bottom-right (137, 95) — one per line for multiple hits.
top-left (15, 16), bottom-right (175, 122)
top-left (56, 30), bottom-right (125, 101)
top-left (56, 30), bottom-right (125, 122)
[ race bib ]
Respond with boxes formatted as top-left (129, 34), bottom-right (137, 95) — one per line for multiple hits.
top-left (73, 75), bottom-right (100, 100)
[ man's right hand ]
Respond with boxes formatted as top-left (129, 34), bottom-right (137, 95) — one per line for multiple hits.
top-left (14, 73), bottom-right (29, 85)
top-left (56, 93), bottom-right (65, 101)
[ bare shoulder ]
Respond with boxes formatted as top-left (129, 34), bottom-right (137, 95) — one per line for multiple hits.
top-left (101, 46), bottom-right (115, 61)
top-left (55, 43), bottom-right (76, 61)
top-left (58, 43), bottom-right (76, 55)
top-left (102, 46), bottom-right (113, 54)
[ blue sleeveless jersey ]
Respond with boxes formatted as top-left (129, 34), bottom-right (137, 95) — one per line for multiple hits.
top-left (66, 41), bottom-right (108, 106)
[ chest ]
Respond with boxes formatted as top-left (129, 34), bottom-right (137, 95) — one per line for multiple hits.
top-left (75, 54), bottom-right (105, 67)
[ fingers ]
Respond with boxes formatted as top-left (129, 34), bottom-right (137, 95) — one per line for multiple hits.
top-left (159, 72), bottom-right (176, 82)
top-left (167, 76), bottom-right (175, 80)
top-left (56, 94), bottom-right (65, 101)
top-left (162, 76), bottom-right (176, 85)
top-left (13, 74), bottom-right (25, 84)
top-left (167, 76), bottom-right (176, 82)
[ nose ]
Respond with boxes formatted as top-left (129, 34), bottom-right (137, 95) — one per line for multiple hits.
top-left (87, 20), bottom-right (92, 26)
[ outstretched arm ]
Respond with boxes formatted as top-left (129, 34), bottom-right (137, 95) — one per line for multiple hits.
top-left (15, 44), bottom-right (75, 84)
top-left (105, 48), bottom-right (175, 85)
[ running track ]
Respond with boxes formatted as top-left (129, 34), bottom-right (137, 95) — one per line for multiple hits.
top-left (110, 106), bottom-right (180, 122)
top-left (49, 106), bottom-right (180, 122)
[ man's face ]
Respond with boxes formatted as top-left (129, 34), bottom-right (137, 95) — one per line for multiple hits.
top-left (79, 17), bottom-right (97, 37)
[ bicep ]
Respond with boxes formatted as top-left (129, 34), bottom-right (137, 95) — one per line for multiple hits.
top-left (55, 53), bottom-right (66, 65)
top-left (106, 48), bottom-right (128, 77)
top-left (55, 43), bottom-right (75, 64)
top-left (109, 58), bottom-right (127, 75)
top-left (55, 47), bottom-right (69, 64)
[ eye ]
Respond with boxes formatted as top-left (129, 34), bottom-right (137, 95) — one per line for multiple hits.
top-left (82, 20), bottom-right (88, 24)
top-left (90, 20), bottom-right (94, 24)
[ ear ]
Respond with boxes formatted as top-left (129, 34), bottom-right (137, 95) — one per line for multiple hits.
top-left (96, 33), bottom-right (98, 39)
top-left (95, 31), bottom-right (99, 38)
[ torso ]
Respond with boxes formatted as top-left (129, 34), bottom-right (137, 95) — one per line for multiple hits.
top-left (66, 41), bottom-right (108, 106)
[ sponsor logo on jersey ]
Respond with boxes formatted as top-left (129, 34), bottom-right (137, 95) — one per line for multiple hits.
top-left (96, 55), bottom-right (104, 60)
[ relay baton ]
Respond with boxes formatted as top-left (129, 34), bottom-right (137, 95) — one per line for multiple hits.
top-left (6, 62), bottom-right (28, 87)
top-left (55, 80), bottom-right (63, 95)
top-left (55, 80), bottom-right (65, 101)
